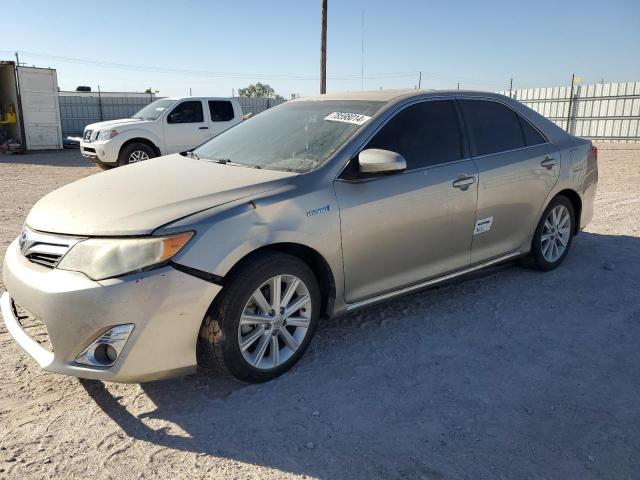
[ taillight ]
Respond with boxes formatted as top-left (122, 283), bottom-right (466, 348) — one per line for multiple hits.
top-left (591, 145), bottom-right (598, 160)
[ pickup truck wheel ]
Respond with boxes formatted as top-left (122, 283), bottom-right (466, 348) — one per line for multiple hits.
top-left (198, 252), bottom-right (321, 383)
top-left (118, 142), bottom-right (156, 166)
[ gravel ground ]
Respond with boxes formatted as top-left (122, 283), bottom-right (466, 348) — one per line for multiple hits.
top-left (0, 145), bottom-right (639, 479)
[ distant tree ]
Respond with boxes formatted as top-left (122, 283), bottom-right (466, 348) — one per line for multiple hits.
top-left (238, 82), bottom-right (283, 99)
top-left (76, 86), bottom-right (91, 92)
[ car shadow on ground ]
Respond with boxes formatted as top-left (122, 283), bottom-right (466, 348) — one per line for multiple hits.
top-left (81, 231), bottom-right (640, 479)
top-left (0, 149), bottom-right (94, 168)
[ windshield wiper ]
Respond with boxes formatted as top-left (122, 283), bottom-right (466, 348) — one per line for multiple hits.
top-left (185, 151), bottom-right (200, 160)
top-left (210, 158), bottom-right (253, 168)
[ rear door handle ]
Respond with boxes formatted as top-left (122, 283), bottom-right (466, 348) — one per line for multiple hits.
top-left (541, 156), bottom-right (557, 169)
top-left (199, 126), bottom-right (209, 130)
top-left (452, 176), bottom-right (475, 190)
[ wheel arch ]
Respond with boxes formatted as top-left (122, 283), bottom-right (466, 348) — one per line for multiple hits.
top-left (553, 189), bottom-right (582, 235)
top-left (119, 137), bottom-right (161, 158)
top-left (224, 243), bottom-right (337, 319)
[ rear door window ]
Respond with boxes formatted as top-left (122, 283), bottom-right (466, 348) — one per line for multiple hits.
top-left (167, 101), bottom-right (204, 124)
top-left (459, 100), bottom-right (525, 156)
top-left (208, 101), bottom-right (235, 122)
top-left (519, 117), bottom-right (546, 146)
top-left (364, 100), bottom-right (463, 170)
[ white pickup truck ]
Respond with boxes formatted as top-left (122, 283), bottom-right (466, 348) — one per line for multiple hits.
top-left (79, 97), bottom-right (243, 168)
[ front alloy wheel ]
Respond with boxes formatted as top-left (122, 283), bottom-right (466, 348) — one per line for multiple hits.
top-left (198, 252), bottom-right (321, 383)
top-left (238, 274), bottom-right (312, 370)
top-left (128, 149), bottom-right (150, 163)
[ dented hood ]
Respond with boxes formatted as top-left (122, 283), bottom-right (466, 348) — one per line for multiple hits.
top-left (26, 154), bottom-right (297, 236)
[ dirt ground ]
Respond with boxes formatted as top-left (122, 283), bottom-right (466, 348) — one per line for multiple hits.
top-left (0, 145), bottom-right (639, 479)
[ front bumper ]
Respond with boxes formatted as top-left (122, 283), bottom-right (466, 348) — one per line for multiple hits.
top-left (80, 139), bottom-right (119, 164)
top-left (1, 239), bottom-right (221, 382)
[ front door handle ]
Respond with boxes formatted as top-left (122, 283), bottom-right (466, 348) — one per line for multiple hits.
top-left (199, 126), bottom-right (209, 130)
top-left (541, 156), bottom-right (557, 169)
top-left (452, 175), bottom-right (475, 190)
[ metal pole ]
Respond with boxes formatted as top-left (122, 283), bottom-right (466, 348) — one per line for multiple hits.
top-left (14, 52), bottom-right (27, 152)
top-left (457, 82), bottom-right (460, 90)
top-left (509, 78), bottom-right (513, 98)
top-left (320, 0), bottom-right (327, 94)
top-left (566, 73), bottom-right (575, 132)
top-left (97, 85), bottom-right (104, 121)
top-left (418, 72), bottom-right (422, 89)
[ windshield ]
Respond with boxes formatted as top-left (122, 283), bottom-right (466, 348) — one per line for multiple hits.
top-left (132, 99), bottom-right (177, 121)
top-left (193, 100), bottom-right (385, 172)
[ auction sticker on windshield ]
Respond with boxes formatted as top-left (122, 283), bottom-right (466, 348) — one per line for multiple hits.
top-left (324, 112), bottom-right (371, 125)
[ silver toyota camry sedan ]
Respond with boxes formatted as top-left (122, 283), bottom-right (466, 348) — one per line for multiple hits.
top-left (1, 90), bottom-right (598, 383)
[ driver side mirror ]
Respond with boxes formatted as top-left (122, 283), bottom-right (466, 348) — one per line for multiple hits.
top-left (358, 148), bottom-right (407, 174)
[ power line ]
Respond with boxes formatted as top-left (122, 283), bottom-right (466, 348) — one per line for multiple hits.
top-left (2, 50), bottom-right (415, 82)
top-left (0, 50), bottom-right (505, 88)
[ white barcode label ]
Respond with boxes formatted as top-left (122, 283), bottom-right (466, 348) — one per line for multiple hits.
top-left (324, 112), bottom-right (371, 125)
top-left (474, 217), bottom-right (493, 235)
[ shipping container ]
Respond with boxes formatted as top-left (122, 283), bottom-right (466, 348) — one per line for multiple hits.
top-left (0, 61), bottom-right (63, 151)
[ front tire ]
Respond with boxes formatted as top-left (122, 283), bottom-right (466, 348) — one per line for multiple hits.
top-left (117, 142), bottom-right (156, 166)
top-left (525, 195), bottom-right (575, 271)
top-left (198, 252), bottom-right (321, 383)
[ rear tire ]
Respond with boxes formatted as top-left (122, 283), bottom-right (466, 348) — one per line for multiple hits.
top-left (524, 195), bottom-right (575, 271)
top-left (117, 142), bottom-right (156, 166)
top-left (198, 252), bottom-right (321, 383)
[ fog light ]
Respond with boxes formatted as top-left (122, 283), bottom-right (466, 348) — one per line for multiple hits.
top-left (75, 324), bottom-right (134, 367)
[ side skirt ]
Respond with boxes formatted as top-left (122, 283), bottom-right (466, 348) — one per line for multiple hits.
top-left (344, 251), bottom-right (522, 312)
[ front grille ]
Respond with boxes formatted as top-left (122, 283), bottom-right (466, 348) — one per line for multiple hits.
top-left (83, 129), bottom-right (93, 142)
top-left (11, 301), bottom-right (52, 352)
top-left (18, 227), bottom-right (85, 269)
top-left (26, 252), bottom-right (62, 268)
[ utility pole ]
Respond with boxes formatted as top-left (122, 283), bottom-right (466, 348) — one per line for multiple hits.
top-left (509, 77), bottom-right (513, 98)
top-left (457, 82), bottom-right (460, 90)
top-left (418, 71), bottom-right (422, 89)
top-left (320, 0), bottom-right (327, 94)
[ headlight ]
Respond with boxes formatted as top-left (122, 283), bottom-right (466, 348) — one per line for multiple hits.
top-left (97, 129), bottom-right (118, 141)
top-left (57, 232), bottom-right (193, 280)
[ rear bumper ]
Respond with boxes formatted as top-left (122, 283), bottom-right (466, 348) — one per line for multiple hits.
top-left (1, 239), bottom-right (221, 382)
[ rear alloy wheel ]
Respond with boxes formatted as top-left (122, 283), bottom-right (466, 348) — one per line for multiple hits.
top-left (525, 195), bottom-right (575, 271)
top-left (540, 204), bottom-right (572, 263)
top-left (198, 252), bottom-right (321, 383)
top-left (117, 142), bottom-right (156, 166)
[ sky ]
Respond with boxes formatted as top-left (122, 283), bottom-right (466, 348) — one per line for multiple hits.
top-left (3, 0), bottom-right (640, 98)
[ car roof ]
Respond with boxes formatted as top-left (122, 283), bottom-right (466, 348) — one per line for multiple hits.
top-left (164, 96), bottom-right (235, 101)
top-left (296, 89), bottom-right (513, 104)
